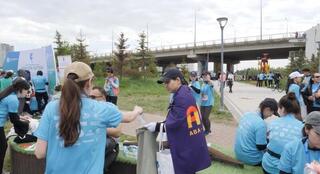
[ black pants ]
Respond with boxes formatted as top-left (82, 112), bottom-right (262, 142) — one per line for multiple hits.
top-left (35, 92), bottom-right (48, 112)
top-left (106, 96), bottom-right (118, 105)
top-left (200, 106), bottom-right (212, 132)
top-left (0, 127), bottom-right (7, 173)
top-left (268, 80), bottom-right (273, 87)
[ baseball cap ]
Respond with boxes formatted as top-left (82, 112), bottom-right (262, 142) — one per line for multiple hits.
top-left (157, 68), bottom-right (185, 84)
top-left (304, 111), bottom-right (320, 134)
top-left (260, 98), bottom-right (279, 116)
top-left (64, 61), bottom-right (94, 82)
top-left (190, 71), bottom-right (197, 77)
top-left (289, 71), bottom-right (304, 79)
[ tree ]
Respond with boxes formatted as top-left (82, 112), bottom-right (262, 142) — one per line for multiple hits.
top-left (114, 32), bottom-right (129, 80)
top-left (74, 31), bottom-right (90, 64)
top-left (54, 31), bottom-right (72, 59)
top-left (287, 49), bottom-right (309, 73)
top-left (137, 31), bottom-right (147, 79)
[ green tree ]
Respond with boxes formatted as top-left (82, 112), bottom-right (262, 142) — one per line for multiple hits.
top-left (287, 49), bottom-right (309, 73)
top-left (136, 31), bottom-right (158, 78)
top-left (74, 31), bottom-right (90, 64)
top-left (114, 32), bottom-right (129, 80)
top-left (53, 31), bottom-right (72, 60)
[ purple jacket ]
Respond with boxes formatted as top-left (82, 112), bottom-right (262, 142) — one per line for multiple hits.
top-left (165, 85), bottom-right (211, 174)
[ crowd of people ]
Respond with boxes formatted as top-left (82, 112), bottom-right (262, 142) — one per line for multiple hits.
top-left (235, 68), bottom-right (320, 174)
top-left (0, 62), bottom-right (220, 174)
top-left (256, 72), bottom-right (282, 88)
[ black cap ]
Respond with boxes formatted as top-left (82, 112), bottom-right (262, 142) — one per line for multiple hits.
top-left (105, 67), bottom-right (113, 73)
top-left (260, 98), bottom-right (279, 116)
top-left (157, 68), bottom-right (185, 84)
top-left (190, 71), bottom-right (197, 77)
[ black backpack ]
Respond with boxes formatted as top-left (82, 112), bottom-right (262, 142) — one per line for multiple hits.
top-left (104, 136), bottom-right (119, 173)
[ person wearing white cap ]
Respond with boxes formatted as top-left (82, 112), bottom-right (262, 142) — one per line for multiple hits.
top-left (34, 61), bottom-right (143, 174)
top-left (287, 71), bottom-right (307, 119)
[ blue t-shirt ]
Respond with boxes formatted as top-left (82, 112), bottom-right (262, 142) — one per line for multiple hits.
top-left (262, 114), bottom-right (303, 174)
top-left (312, 83), bottom-right (320, 107)
top-left (0, 93), bottom-right (19, 127)
top-left (34, 97), bottom-right (123, 174)
top-left (268, 73), bottom-right (274, 80)
top-left (234, 112), bottom-right (267, 165)
top-left (288, 84), bottom-right (303, 104)
top-left (190, 80), bottom-right (201, 105)
top-left (258, 74), bottom-right (265, 80)
top-left (32, 75), bottom-right (48, 93)
top-left (279, 138), bottom-right (320, 174)
top-left (200, 82), bottom-right (214, 106)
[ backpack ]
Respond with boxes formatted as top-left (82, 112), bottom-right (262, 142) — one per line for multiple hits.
top-left (104, 136), bottom-right (119, 173)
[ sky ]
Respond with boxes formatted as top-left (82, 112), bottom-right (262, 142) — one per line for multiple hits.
top-left (0, 0), bottom-right (319, 70)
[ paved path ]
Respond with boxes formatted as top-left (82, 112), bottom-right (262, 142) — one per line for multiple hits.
top-left (215, 81), bottom-right (285, 121)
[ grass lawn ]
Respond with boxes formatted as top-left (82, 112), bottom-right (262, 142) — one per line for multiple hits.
top-left (95, 77), bottom-right (234, 123)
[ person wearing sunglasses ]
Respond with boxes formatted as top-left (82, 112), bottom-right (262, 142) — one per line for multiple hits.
top-left (304, 73), bottom-right (320, 113)
top-left (34, 62), bottom-right (143, 174)
top-left (89, 86), bottom-right (122, 173)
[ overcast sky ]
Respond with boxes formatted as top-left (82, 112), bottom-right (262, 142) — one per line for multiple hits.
top-left (1, 0), bottom-right (319, 69)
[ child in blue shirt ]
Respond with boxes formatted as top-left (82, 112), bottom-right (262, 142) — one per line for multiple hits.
top-left (279, 111), bottom-right (320, 174)
top-left (34, 62), bottom-right (143, 174)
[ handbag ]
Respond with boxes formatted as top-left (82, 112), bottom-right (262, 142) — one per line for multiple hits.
top-left (156, 123), bottom-right (174, 174)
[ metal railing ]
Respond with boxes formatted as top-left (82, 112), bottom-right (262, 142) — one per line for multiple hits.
top-left (148, 31), bottom-right (305, 52)
top-left (91, 31), bottom-right (305, 60)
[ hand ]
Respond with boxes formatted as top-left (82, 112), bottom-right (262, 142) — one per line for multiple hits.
top-left (144, 122), bottom-right (157, 132)
top-left (134, 106), bottom-right (143, 115)
top-left (308, 96), bottom-right (315, 101)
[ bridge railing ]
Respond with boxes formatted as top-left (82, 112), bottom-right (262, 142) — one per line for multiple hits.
top-left (149, 31), bottom-right (304, 52)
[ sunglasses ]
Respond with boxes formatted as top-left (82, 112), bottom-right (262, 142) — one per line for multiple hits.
top-left (89, 95), bottom-right (103, 99)
top-left (315, 76), bottom-right (320, 78)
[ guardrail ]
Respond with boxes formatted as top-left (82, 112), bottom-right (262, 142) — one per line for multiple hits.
top-left (91, 31), bottom-right (305, 59)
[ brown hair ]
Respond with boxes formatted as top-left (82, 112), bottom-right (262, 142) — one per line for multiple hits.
top-left (92, 86), bottom-right (108, 101)
top-left (59, 73), bottom-right (88, 147)
top-left (278, 92), bottom-right (302, 121)
top-left (302, 124), bottom-right (313, 137)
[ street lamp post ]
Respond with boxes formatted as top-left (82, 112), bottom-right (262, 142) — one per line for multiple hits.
top-left (217, 17), bottom-right (228, 111)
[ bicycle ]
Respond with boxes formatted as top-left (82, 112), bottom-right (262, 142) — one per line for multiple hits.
top-left (271, 81), bottom-right (284, 93)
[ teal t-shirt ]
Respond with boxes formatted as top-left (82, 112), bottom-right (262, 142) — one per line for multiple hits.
top-left (190, 80), bottom-right (201, 105)
top-left (312, 83), bottom-right (320, 107)
top-left (288, 84), bottom-right (303, 104)
top-left (0, 78), bottom-right (12, 91)
top-left (0, 93), bottom-right (19, 127)
top-left (200, 82), bottom-right (214, 106)
top-left (262, 114), bottom-right (303, 174)
top-left (234, 112), bottom-right (267, 165)
top-left (279, 138), bottom-right (320, 174)
top-left (34, 97), bottom-right (123, 174)
top-left (32, 75), bottom-right (48, 93)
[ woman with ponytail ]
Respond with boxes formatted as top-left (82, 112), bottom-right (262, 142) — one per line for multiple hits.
top-left (262, 92), bottom-right (304, 174)
top-left (287, 71), bottom-right (307, 119)
top-left (0, 79), bottom-right (31, 172)
top-left (34, 62), bottom-right (143, 174)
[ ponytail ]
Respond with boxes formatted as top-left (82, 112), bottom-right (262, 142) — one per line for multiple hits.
top-left (279, 92), bottom-right (302, 121)
top-left (0, 79), bottom-right (30, 101)
top-left (286, 78), bottom-right (294, 94)
top-left (59, 73), bottom-right (87, 147)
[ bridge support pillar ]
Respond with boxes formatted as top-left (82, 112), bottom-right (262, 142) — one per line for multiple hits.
top-left (227, 63), bottom-right (234, 73)
top-left (214, 62), bottom-right (221, 74)
top-left (197, 60), bottom-right (206, 74)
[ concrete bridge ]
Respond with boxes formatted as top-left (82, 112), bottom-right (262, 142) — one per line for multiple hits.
top-left (91, 31), bottom-right (305, 72)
